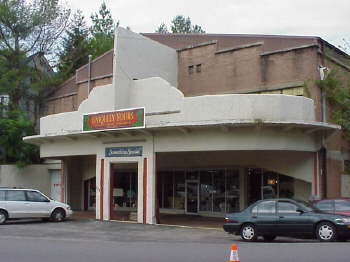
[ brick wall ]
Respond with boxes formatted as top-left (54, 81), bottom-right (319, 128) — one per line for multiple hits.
top-left (45, 50), bottom-right (113, 115)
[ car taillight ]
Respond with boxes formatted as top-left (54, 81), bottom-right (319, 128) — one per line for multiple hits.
top-left (224, 217), bottom-right (236, 223)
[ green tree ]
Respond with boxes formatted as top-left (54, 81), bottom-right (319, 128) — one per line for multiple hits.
top-left (89, 2), bottom-right (118, 58)
top-left (58, 10), bottom-right (90, 78)
top-left (155, 15), bottom-right (205, 34)
top-left (155, 23), bottom-right (168, 33)
top-left (0, 0), bottom-right (70, 111)
top-left (317, 70), bottom-right (350, 140)
top-left (0, 112), bottom-right (39, 167)
top-left (0, 0), bottom-right (70, 166)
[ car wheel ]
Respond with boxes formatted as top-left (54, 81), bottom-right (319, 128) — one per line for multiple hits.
top-left (316, 222), bottom-right (337, 242)
top-left (51, 209), bottom-right (66, 222)
top-left (263, 235), bottom-right (276, 242)
top-left (0, 210), bottom-right (7, 225)
top-left (240, 224), bottom-right (257, 241)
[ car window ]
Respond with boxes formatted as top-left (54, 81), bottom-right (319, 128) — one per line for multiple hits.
top-left (335, 200), bottom-right (350, 211)
top-left (0, 190), bottom-right (5, 201)
top-left (26, 191), bottom-right (49, 202)
top-left (278, 201), bottom-right (298, 213)
top-left (257, 201), bottom-right (276, 215)
top-left (6, 190), bottom-right (26, 201)
top-left (315, 200), bottom-right (334, 211)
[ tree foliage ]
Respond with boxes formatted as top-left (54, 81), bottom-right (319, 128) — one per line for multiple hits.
top-left (0, 0), bottom-right (70, 56)
top-left (155, 15), bottom-right (205, 34)
top-left (317, 70), bottom-right (350, 140)
top-left (0, 111), bottom-right (39, 167)
top-left (0, 0), bottom-right (70, 166)
top-left (89, 1), bottom-right (118, 58)
top-left (58, 10), bottom-right (90, 77)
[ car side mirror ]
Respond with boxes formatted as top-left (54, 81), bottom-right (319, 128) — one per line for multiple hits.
top-left (296, 208), bottom-right (304, 214)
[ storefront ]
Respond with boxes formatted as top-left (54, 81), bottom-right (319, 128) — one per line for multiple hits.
top-left (24, 28), bottom-right (339, 225)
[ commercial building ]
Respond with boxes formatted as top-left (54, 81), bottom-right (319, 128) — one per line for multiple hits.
top-left (24, 28), bottom-right (350, 224)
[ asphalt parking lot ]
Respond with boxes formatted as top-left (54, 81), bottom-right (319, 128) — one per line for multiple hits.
top-left (0, 219), bottom-right (349, 262)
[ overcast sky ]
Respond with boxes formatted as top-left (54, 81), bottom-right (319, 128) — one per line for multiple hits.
top-left (68, 0), bottom-right (349, 50)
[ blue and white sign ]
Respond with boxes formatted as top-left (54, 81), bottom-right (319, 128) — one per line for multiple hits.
top-left (105, 146), bottom-right (143, 157)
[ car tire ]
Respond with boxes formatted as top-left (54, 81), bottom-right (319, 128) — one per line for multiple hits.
top-left (0, 210), bottom-right (7, 225)
top-left (263, 235), bottom-right (276, 242)
top-left (316, 222), bottom-right (337, 242)
top-left (240, 223), bottom-right (257, 242)
top-left (51, 208), bottom-right (66, 222)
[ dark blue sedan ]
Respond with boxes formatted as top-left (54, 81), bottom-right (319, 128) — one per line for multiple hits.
top-left (223, 198), bottom-right (350, 242)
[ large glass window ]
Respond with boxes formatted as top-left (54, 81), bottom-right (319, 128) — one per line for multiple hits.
top-left (279, 175), bottom-right (294, 198)
top-left (112, 170), bottom-right (137, 209)
top-left (174, 171), bottom-right (185, 209)
top-left (226, 169), bottom-right (240, 212)
top-left (159, 168), bottom-right (240, 214)
top-left (262, 172), bottom-right (278, 199)
top-left (213, 170), bottom-right (225, 212)
top-left (159, 171), bottom-right (173, 208)
top-left (199, 170), bottom-right (212, 212)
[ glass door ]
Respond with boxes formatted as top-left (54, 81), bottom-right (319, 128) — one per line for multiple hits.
top-left (185, 180), bottom-right (199, 214)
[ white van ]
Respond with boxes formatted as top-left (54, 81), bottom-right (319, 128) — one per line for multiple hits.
top-left (0, 188), bottom-right (72, 224)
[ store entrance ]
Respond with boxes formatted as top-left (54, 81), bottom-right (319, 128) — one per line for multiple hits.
top-left (185, 180), bottom-right (199, 214)
top-left (110, 163), bottom-right (138, 221)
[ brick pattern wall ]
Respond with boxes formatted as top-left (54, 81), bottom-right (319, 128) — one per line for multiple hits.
top-left (178, 42), bottom-right (319, 96)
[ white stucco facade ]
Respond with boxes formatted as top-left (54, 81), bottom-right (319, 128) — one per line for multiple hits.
top-left (24, 28), bottom-right (340, 224)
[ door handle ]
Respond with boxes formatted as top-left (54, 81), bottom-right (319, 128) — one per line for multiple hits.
top-left (279, 216), bottom-right (284, 218)
top-left (252, 216), bottom-right (257, 218)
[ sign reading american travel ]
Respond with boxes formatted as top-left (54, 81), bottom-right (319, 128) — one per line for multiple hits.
top-left (83, 108), bottom-right (145, 131)
top-left (105, 146), bottom-right (143, 157)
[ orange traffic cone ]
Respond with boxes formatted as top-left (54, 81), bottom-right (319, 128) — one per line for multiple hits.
top-left (229, 244), bottom-right (240, 262)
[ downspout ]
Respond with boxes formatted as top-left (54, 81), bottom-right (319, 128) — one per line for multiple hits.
top-left (319, 40), bottom-right (328, 198)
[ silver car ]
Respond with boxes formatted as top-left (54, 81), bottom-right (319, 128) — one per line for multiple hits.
top-left (0, 188), bottom-right (72, 224)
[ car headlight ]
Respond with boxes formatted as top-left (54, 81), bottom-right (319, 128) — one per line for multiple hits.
top-left (335, 218), bottom-right (350, 224)
top-left (66, 206), bottom-right (71, 210)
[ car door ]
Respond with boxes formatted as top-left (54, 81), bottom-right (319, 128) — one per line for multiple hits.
top-left (277, 200), bottom-right (314, 235)
top-left (251, 200), bottom-right (278, 235)
top-left (26, 191), bottom-right (52, 217)
top-left (5, 190), bottom-right (30, 218)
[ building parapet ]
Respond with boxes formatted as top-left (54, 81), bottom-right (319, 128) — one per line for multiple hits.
top-left (215, 42), bottom-right (264, 55)
top-left (261, 44), bottom-right (319, 56)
